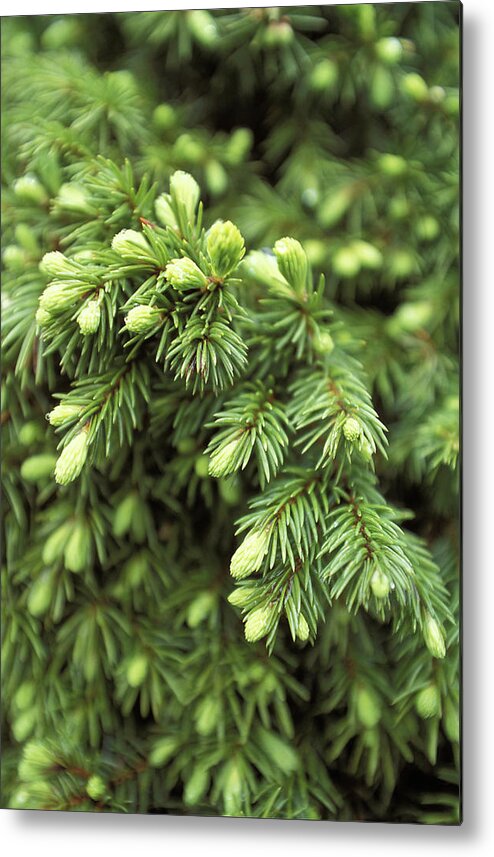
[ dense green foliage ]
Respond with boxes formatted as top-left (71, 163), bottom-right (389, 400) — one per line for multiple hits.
top-left (1, 3), bottom-right (460, 823)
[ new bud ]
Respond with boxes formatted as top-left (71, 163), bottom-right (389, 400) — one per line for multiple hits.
top-left (86, 775), bottom-right (107, 802)
top-left (356, 685), bottom-right (381, 729)
top-left (126, 653), bottom-right (149, 688)
top-left (296, 614), bottom-right (310, 642)
top-left (111, 229), bottom-right (154, 262)
top-left (155, 194), bottom-right (178, 230)
top-left (423, 613), bottom-right (446, 659)
top-left (313, 330), bottom-right (335, 355)
top-left (169, 170), bottom-right (200, 223)
top-left (39, 282), bottom-right (77, 313)
top-left (39, 251), bottom-right (76, 278)
top-left (47, 404), bottom-right (82, 427)
top-left (370, 568), bottom-right (390, 599)
top-left (21, 454), bottom-right (57, 482)
top-left (343, 416), bottom-right (361, 442)
top-left (207, 220), bottom-right (245, 277)
top-left (165, 257), bottom-right (208, 290)
top-left (13, 174), bottom-right (48, 205)
top-left (274, 237), bottom-right (308, 291)
top-left (78, 300), bottom-right (101, 335)
top-left (125, 304), bottom-right (161, 334)
top-left (230, 528), bottom-right (271, 579)
top-left (244, 605), bottom-right (273, 643)
top-left (208, 437), bottom-right (243, 478)
top-left (54, 430), bottom-right (89, 485)
top-left (401, 72), bottom-right (429, 102)
top-left (415, 683), bottom-right (441, 719)
top-left (227, 586), bottom-right (256, 608)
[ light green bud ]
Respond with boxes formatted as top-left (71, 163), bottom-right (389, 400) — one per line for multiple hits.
top-left (42, 522), bottom-right (72, 565)
top-left (226, 128), bottom-right (253, 165)
top-left (86, 775), bottom-right (107, 801)
top-left (416, 215), bottom-right (440, 242)
top-left (207, 220), bottom-right (245, 277)
top-left (297, 614), bottom-right (310, 642)
top-left (125, 304), bottom-right (161, 333)
top-left (39, 251), bottom-right (77, 278)
top-left (187, 9), bottom-right (218, 47)
top-left (443, 697), bottom-right (460, 743)
top-left (113, 493), bottom-right (139, 537)
top-left (186, 591), bottom-right (216, 628)
top-left (352, 240), bottom-right (383, 269)
top-left (356, 685), bottom-right (381, 728)
top-left (391, 300), bottom-right (433, 333)
top-left (111, 229), bottom-right (154, 262)
top-left (154, 194), bottom-right (178, 230)
top-left (389, 248), bottom-right (415, 278)
top-left (165, 257), bottom-right (208, 290)
top-left (274, 237), bottom-right (308, 290)
top-left (149, 737), bottom-right (178, 767)
top-left (20, 454), bottom-right (57, 482)
top-left (370, 65), bottom-right (394, 109)
top-left (195, 696), bottom-right (220, 736)
top-left (370, 568), bottom-right (390, 599)
top-left (3, 245), bottom-right (27, 270)
top-left (42, 18), bottom-right (81, 50)
top-left (401, 72), bottom-right (429, 102)
top-left (318, 186), bottom-right (352, 228)
top-left (375, 36), bottom-right (403, 64)
top-left (54, 430), bottom-right (89, 485)
top-left (126, 653), bottom-right (148, 687)
top-left (27, 571), bottom-right (53, 617)
top-left (415, 683), bottom-right (441, 719)
top-left (257, 727), bottom-right (298, 774)
top-left (244, 605), bottom-right (273, 643)
top-left (343, 416), bottom-right (361, 442)
top-left (169, 170), bottom-right (200, 223)
top-left (39, 282), bottom-right (77, 313)
top-left (18, 421), bottom-right (44, 446)
top-left (35, 307), bottom-right (51, 327)
top-left (78, 300), bottom-right (101, 335)
top-left (47, 404), bottom-right (82, 427)
top-left (184, 766), bottom-right (209, 806)
top-left (227, 586), bottom-right (256, 608)
top-left (303, 240), bottom-right (327, 266)
top-left (15, 223), bottom-right (39, 253)
top-left (194, 454), bottom-right (210, 478)
top-left (263, 21), bottom-right (294, 48)
top-left (429, 85), bottom-right (446, 104)
top-left (173, 134), bottom-right (204, 164)
top-left (64, 520), bottom-right (91, 573)
top-left (423, 613), bottom-right (446, 659)
top-left (13, 174), bottom-right (48, 205)
top-left (313, 330), bottom-right (335, 355)
top-left (208, 437), bottom-right (243, 478)
top-left (12, 708), bottom-right (37, 742)
top-left (378, 153), bottom-right (408, 177)
top-left (56, 183), bottom-right (93, 214)
top-left (309, 58), bottom-right (338, 92)
top-left (153, 103), bottom-right (177, 131)
top-left (205, 160), bottom-right (228, 196)
top-left (332, 246), bottom-right (360, 278)
top-left (15, 681), bottom-right (36, 711)
top-left (230, 528), bottom-right (271, 579)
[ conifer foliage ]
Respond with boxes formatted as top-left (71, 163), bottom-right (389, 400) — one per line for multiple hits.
top-left (1, 4), bottom-right (460, 823)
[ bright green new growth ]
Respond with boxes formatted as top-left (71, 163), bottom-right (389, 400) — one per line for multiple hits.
top-left (2, 5), bottom-right (459, 825)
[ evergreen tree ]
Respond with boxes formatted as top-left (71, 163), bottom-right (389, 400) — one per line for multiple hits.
top-left (1, 3), bottom-right (460, 823)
